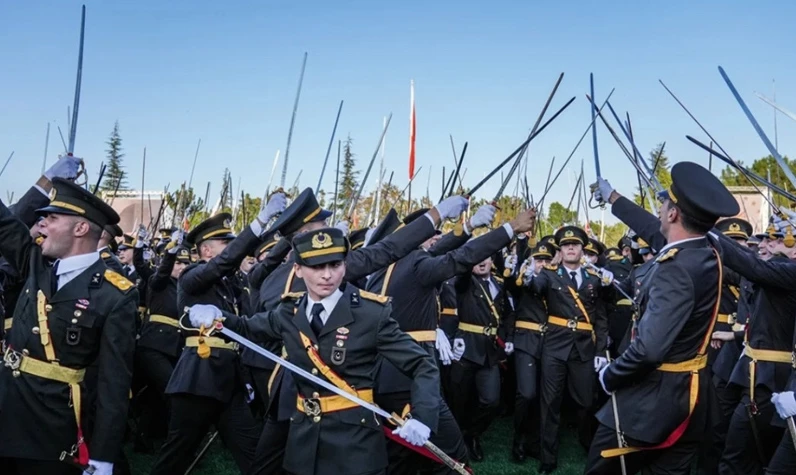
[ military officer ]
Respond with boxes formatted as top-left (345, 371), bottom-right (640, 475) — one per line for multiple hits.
top-left (586, 162), bottom-right (740, 475)
top-left (150, 192), bottom-right (286, 475)
top-left (188, 227), bottom-right (441, 475)
top-left (602, 242), bottom-right (633, 357)
top-left (97, 224), bottom-right (124, 273)
top-left (522, 225), bottom-right (608, 473)
top-left (0, 177), bottom-right (139, 475)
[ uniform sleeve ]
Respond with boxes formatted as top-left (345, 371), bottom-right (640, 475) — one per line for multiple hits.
top-left (149, 251), bottom-right (176, 292)
top-left (427, 228), bottom-right (469, 256)
top-left (603, 262), bottom-right (694, 391)
top-left (376, 306), bottom-right (441, 432)
top-left (180, 226), bottom-right (262, 295)
top-left (344, 214), bottom-right (436, 281)
top-left (222, 307), bottom-right (283, 342)
top-left (9, 185), bottom-right (51, 228)
top-left (91, 290), bottom-right (138, 460)
top-left (611, 196), bottom-right (666, 252)
top-left (0, 199), bottom-right (34, 277)
top-left (412, 226), bottom-right (512, 287)
top-left (594, 287), bottom-right (609, 355)
top-left (133, 248), bottom-right (154, 285)
top-left (717, 233), bottom-right (796, 289)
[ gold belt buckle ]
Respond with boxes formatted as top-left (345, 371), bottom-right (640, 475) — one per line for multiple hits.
top-left (567, 319), bottom-right (578, 331)
top-left (3, 349), bottom-right (21, 371)
top-left (728, 313), bottom-right (737, 325)
top-left (302, 397), bottom-right (322, 417)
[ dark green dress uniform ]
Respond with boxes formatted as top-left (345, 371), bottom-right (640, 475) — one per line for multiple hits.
top-left (525, 226), bottom-right (607, 469)
top-left (586, 161), bottom-right (739, 475)
top-left (603, 248), bottom-right (633, 356)
top-left (0, 178), bottom-right (138, 475)
top-left (366, 220), bottom-right (514, 474)
top-left (152, 213), bottom-right (265, 475)
top-left (249, 203), bottom-right (442, 475)
top-left (222, 228), bottom-right (441, 475)
top-left (448, 264), bottom-right (511, 456)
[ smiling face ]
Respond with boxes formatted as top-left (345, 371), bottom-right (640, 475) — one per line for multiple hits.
top-left (295, 260), bottom-right (346, 301)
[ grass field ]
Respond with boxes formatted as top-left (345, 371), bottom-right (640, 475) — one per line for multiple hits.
top-left (127, 414), bottom-right (589, 474)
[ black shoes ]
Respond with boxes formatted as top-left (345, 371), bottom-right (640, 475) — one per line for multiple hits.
top-left (465, 436), bottom-right (484, 462)
top-left (512, 435), bottom-right (527, 463)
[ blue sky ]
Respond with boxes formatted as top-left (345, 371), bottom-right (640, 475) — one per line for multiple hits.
top-left (2, 1), bottom-right (795, 220)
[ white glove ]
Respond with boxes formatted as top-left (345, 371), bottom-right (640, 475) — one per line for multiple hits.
top-left (172, 230), bottom-right (184, 246)
top-left (435, 328), bottom-right (453, 366)
top-left (772, 391), bottom-right (796, 419)
top-left (257, 192), bottom-right (287, 226)
top-left (143, 249), bottom-right (154, 261)
top-left (135, 226), bottom-right (147, 249)
top-left (591, 178), bottom-right (615, 205)
top-left (469, 204), bottom-right (496, 229)
top-left (167, 244), bottom-right (180, 255)
top-left (45, 154), bottom-right (82, 181)
top-left (335, 220), bottom-right (350, 236)
top-left (84, 460), bottom-right (113, 475)
top-left (522, 259), bottom-right (535, 285)
top-left (600, 269), bottom-right (614, 286)
top-left (452, 338), bottom-right (465, 361)
top-left (434, 196), bottom-right (469, 220)
top-left (189, 304), bottom-right (222, 328)
top-left (504, 342), bottom-right (514, 355)
top-left (598, 365), bottom-right (611, 395)
top-left (504, 254), bottom-right (517, 274)
top-left (392, 419), bottom-right (431, 447)
top-left (594, 356), bottom-right (609, 373)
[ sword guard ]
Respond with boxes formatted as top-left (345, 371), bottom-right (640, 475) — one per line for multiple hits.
top-left (389, 412), bottom-right (407, 427)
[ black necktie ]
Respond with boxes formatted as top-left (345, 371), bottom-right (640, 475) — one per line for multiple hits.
top-left (310, 303), bottom-right (325, 337)
top-left (569, 271), bottom-right (578, 289)
top-left (51, 260), bottom-right (60, 294)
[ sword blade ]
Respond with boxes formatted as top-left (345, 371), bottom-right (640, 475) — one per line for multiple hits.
top-left (590, 73), bottom-right (601, 178)
top-left (718, 66), bottom-right (796, 191)
top-left (281, 52), bottom-right (308, 189)
top-left (788, 417), bottom-right (796, 452)
top-left (346, 113), bottom-right (392, 218)
top-left (317, 100), bottom-right (344, 194)
top-left (756, 92), bottom-right (796, 124)
top-left (68, 5), bottom-right (86, 154)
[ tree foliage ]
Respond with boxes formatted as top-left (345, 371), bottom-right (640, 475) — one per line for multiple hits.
top-left (101, 121), bottom-right (127, 192)
top-left (719, 154), bottom-right (795, 207)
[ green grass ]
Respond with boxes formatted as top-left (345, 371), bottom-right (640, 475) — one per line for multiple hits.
top-left (127, 415), bottom-right (588, 474)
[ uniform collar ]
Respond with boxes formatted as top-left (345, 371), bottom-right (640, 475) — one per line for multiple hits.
top-left (306, 288), bottom-right (344, 320)
top-left (657, 236), bottom-right (705, 255)
top-left (55, 251), bottom-right (100, 276)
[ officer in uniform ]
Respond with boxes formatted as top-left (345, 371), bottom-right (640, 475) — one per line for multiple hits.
top-left (150, 192), bottom-right (286, 475)
top-left (603, 242), bottom-right (633, 357)
top-left (586, 162), bottom-right (740, 475)
top-left (508, 241), bottom-right (554, 463)
top-left (249, 190), bottom-right (469, 475)
top-left (97, 224), bottom-right (124, 273)
top-left (0, 177), bottom-right (139, 475)
top-left (523, 225), bottom-right (608, 473)
top-left (188, 227), bottom-right (441, 475)
top-left (134, 239), bottom-right (191, 451)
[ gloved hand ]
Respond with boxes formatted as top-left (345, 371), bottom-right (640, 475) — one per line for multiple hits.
top-left (594, 356), bottom-right (609, 373)
top-left (469, 204), bottom-right (496, 229)
top-left (434, 196), bottom-right (469, 220)
top-left (45, 154), bottom-right (82, 181)
top-left (452, 338), bottom-right (465, 361)
top-left (435, 328), bottom-right (453, 365)
top-left (172, 230), bottom-right (184, 247)
top-left (772, 391), bottom-right (796, 419)
top-left (590, 178), bottom-right (615, 205)
top-left (135, 225), bottom-right (148, 249)
top-left (523, 259), bottom-right (535, 284)
top-left (167, 243), bottom-right (181, 255)
top-left (335, 220), bottom-right (350, 236)
top-left (504, 342), bottom-right (514, 355)
top-left (504, 254), bottom-right (517, 274)
top-left (255, 192), bottom-right (288, 229)
top-left (84, 460), bottom-right (113, 475)
top-left (598, 365), bottom-right (611, 395)
top-left (599, 269), bottom-right (614, 286)
top-left (143, 249), bottom-right (154, 261)
top-left (392, 419), bottom-right (431, 447)
top-left (189, 304), bottom-right (223, 328)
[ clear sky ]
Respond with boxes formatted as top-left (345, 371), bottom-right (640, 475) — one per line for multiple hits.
top-left (2, 1), bottom-right (795, 220)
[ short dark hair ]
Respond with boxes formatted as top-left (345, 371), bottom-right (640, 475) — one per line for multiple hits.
top-left (675, 203), bottom-right (713, 235)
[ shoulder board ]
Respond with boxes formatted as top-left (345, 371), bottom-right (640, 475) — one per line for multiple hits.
top-left (100, 251), bottom-right (112, 259)
top-left (585, 268), bottom-right (599, 277)
top-left (104, 269), bottom-right (135, 293)
top-left (358, 289), bottom-right (390, 305)
top-left (656, 248), bottom-right (679, 263)
top-left (493, 275), bottom-right (504, 284)
top-left (544, 264), bottom-right (558, 271)
top-left (281, 291), bottom-right (306, 301)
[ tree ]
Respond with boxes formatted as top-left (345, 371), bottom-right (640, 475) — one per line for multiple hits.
top-left (336, 135), bottom-right (359, 219)
top-left (719, 154), bottom-right (795, 207)
top-left (632, 143), bottom-right (670, 210)
top-left (101, 121), bottom-right (128, 192)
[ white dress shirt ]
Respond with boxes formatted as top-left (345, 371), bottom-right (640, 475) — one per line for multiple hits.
top-left (562, 265), bottom-right (583, 288)
top-left (54, 251), bottom-right (100, 290)
top-left (305, 289), bottom-right (344, 325)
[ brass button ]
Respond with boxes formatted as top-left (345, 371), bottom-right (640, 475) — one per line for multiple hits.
top-left (12, 370), bottom-right (20, 378)
top-left (71, 319), bottom-right (78, 324)
top-left (311, 368), bottom-right (318, 375)
top-left (336, 340), bottom-right (344, 348)
top-left (32, 327), bottom-right (40, 335)
top-left (290, 417), bottom-right (294, 422)
top-left (45, 304), bottom-right (52, 312)
top-left (312, 392), bottom-right (320, 398)
top-left (361, 418), bottom-right (366, 424)
top-left (312, 416), bottom-right (321, 423)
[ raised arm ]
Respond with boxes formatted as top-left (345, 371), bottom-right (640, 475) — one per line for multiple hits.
top-left (0, 200), bottom-right (34, 277)
top-left (179, 226), bottom-right (263, 295)
top-left (717, 232), bottom-right (796, 289)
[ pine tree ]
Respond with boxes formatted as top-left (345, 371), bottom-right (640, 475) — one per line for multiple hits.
top-left (101, 121), bottom-right (128, 192)
top-left (632, 142), bottom-right (671, 210)
top-left (337, 135), bottom-right (359, 217)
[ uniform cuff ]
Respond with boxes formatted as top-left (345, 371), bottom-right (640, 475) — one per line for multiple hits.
top-left (250, 220), bottom-right (264, 237)
top-left (502, 223), bottom-right (514, 239)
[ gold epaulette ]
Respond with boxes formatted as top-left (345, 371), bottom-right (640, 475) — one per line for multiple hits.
top-left (100, 251), bottom-right (112, 260)
top-left (104, 269), bottom-right (134, 292)
top-left (493, 275), bottom-right (504, 284)
top-left (656, 248), bottom-right (679, 263)
top-left (502, 268), bottom-right (511, 278)
top-left (586, 268), bottom-right (599, 277)
top-left (544, 264), bottom-right (558, 271)
top-left (281, 291), bottom-right (306, 300)
top-left (358, 289), bottom-right (390, 305)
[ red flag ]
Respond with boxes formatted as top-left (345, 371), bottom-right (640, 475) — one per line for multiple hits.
top-left (408, 80), bottom-right (416, 179)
